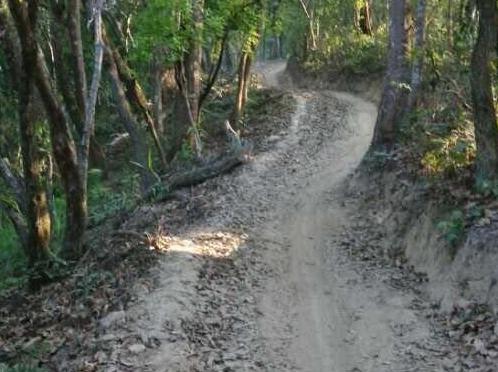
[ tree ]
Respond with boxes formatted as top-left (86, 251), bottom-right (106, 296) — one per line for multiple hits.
top-left (470, 0), bottom-right (498, 181)
top-left (355, 0), bottom-right (373, 35)
top-left (0, 2), bottom-right (51, 266)
top-left (371, 0), bottom-right (409, 148)
top-left (6, 0), bottom-right (104, 261)
top-left (407, 0), bottom-right (426, 111)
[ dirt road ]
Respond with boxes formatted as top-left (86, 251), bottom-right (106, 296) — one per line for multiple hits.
top-left (104, 62), bottom-right (447, 371)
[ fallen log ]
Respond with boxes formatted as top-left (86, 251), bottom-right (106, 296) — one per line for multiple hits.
top-left (144, 140), bottom-right (253, 202)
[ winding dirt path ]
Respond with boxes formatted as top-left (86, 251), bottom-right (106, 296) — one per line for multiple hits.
top-left (102, 62), bottom-right (447, 372)
top-left (255, 62), bottom-right (442, 371)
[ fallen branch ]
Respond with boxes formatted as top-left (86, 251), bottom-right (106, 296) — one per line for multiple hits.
top-left (144, 140), bottom-right (253, 202)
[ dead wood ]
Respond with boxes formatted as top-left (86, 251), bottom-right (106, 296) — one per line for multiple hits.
top-left (144, 141), bottom-right (253, 202)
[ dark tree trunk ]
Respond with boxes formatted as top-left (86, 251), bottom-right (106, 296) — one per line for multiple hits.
top-left (199, 31), bottom-right (228, 109)
top-left (470, 0), bottom-right (498, 181)
top-left (357, 0), bottom-right (373, 35)
top-left (67, 0), bottom-right (87, 130)
top-left (231, 51), bottom-right (251, 127)
top-left (407, 0), bottom-right (426, 111)
top-left (223, 41), bottom-right (234, 73)
top-left (8, 0), bottom-right (88, 260)
top-left (183, 0), bottom-right (204, 156)
top-left (371, 0), bottom-right (409, 148)
top-left (0, 6), bottom-right (22, 90)
top-left (105, 47), bottom-right (155, 192)
top-left (19, 64), bottom-right (52, 265)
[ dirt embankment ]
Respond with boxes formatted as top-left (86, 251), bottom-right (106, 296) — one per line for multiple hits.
top-left (351, 166), bottom-right (498, 313)
top-left (288, 57), bottom-right (498, 314)
top-left (286, 58), bottom-right (384, 105)
top-left (287, 58), bottom-right (498, 369)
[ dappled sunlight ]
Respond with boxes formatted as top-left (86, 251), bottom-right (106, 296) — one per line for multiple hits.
top-left (146, 228), bottom-right (247, 259)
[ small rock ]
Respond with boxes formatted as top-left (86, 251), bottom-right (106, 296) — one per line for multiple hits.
top-left (128, 343), bottom-right (146, 354)
top-left (94, 351), bottom-right (107, 363)
top-left (99, 311), bottom-right (126, 329)
top-left (494, 321), bottom-right (498, 336)
top-left (99, 334), bottom-right (117, 342)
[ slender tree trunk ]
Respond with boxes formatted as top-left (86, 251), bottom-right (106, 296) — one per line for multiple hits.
top-left (182, 0), bottom-right (204, 157)
top-left (371, 0), bottom-right (409, 148)
top-left (448, 0), bottom-right (454, 48)
top-left (153, 61), bottom-right (165, 136)
top-left (105, 47), bottom-right (154, 192)
top-left (8, 0), bottom-right (88, 260)
top-left (241, 54), bottom-right (253, 111)
top-left (470, 0), bottom-right (498, 181)
top-left (407, 0), bottom-right (426, 110)
top-left (79, 0), bottom-right (104, 199)
top-left (18, 63), bottom-right (52, 265)
top-left (199, 31), bottom-right (228, 109)
top-left (298, 0), bottom-right (317, 50)
top-left (0, 5), bottom-right (22, 90)
top-left (223, 41), bottom-right (234, 73)
top-left (231, 52), bottom-right (250, 127)
top-left (67, 0), bottom-right (87, 128)
top-left (356, 0), bottom-right (374, 35)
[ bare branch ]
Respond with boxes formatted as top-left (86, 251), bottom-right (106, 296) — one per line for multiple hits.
top-left (298, 0), bottom-right (311, 19)
top-left (80, 0), bottom-right (104, 181)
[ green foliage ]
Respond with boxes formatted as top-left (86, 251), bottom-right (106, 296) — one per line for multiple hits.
top-left (0, 218), bottom-right (27, 291)
top-left (177, 141), bottom-right (195, 162)
top-left (130, 0), bottom-right (191, 66)
top-left (87, 169), bottom-right (138, 226)
top-left (419, 117), bottom-right (475, 177)
top-left (437, 209), bottom-right (465, 248)
top-left (476, 179), bottom-right (498, 199)
top-left (304, 28), bottom-right (387, 75)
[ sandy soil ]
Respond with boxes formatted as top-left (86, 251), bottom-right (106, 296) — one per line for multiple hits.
top-left (98, 62), bottom-right (451, 372)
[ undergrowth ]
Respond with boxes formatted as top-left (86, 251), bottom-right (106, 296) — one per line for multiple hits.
top-left (302, 28), bottom-right (387, 76)
top-left (0, 169), bottom-right (139, 292)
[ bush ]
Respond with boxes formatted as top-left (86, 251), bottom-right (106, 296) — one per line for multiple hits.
top-left (437, 209), bottom-right (465, 248)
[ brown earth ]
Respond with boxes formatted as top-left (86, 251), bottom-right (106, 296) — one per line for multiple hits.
top-left (87, 62), bottom-right (464, 372)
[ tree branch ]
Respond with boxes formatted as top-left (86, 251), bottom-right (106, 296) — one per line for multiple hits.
top-left (67, 0), bottom-right (88, 124)
top-left (80, 0), bottom-right (104, 180)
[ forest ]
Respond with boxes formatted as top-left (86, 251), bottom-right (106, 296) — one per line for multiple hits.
top-left (1, 0), bottom-right (498, 371)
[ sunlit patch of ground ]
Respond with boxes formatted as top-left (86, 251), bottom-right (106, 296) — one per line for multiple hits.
top-left (147, 229), bottom-right (246, 259)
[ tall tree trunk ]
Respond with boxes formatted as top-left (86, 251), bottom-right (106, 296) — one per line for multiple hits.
top-left (470, 0), bottom-right (498, 181)
top-left (107, 38), bottom-right (168, 169)
top-left (231, 52), bottom-right (250, 127)
top-left (105, 47), bottom-right (154, 192)
top-left (0, 5), bottom-right (22, 90)
top-left (153, 61), bottom-right (165, 136)
top-left (67, 0), bottom-right (87, 129)
top-left (19, 68), bottom-right (52, 266)
top-left (371, 0), bottom-right (409, 148)
top-left (199, 30), bottom-right (228, 109)
top-left (8, 0), bottom-right (88, 260)
top-left (184, 0), bottom-right (204, 156)
top-left (356, 0), bottom-right (374, 35)
top-left (407, 0), bottom-right (426, 110)
top-left (79, 0), bottom-right (104, 198)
